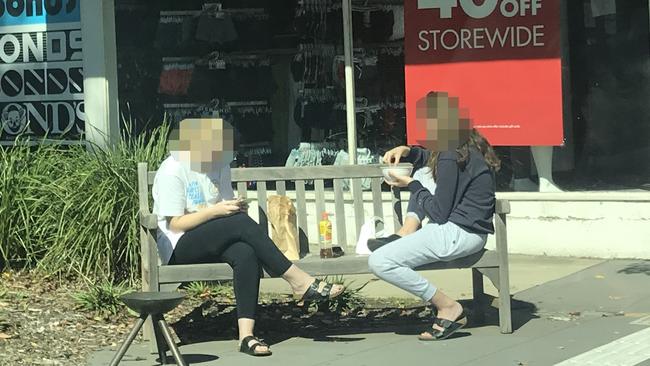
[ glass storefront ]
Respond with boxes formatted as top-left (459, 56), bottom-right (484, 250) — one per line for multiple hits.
top-left (112, 0), bottom-right (649, 192)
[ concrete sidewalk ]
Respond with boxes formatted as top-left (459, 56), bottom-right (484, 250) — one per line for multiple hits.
top-left (258, 254), bottom-right (604, 300)
top-left (89, 257), bottom-right (650, 366)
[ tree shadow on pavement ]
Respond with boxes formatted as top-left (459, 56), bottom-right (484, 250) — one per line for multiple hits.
top-left (617, 261), bottom-right (650, 276)
top-left (158, 354), bottom-right (219, 365)
top-left (170, 295), bottom-right (539, 347)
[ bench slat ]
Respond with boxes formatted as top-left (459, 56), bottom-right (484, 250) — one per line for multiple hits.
top-left (352, 179), bottom-right (364, 242)
top-left (314, 179), bottom-right (326, 243)
top-left (371, 178), bottom-right (384, 232)
top-left (138, 163), bottom-right (151, 211)
top-left (230, 165), bottom-right (390, 182)
top-left (295, 180), bottom-right (308, 253)
top-left (157, 249), bottom-right (500, 283)
top-left (237, 182), bottom-right (247, 199)
top-left (148, 164), bottom-right (413, 184)
top-left (333, 179), bottom-right (348, 248)
top-left (276, 180), bottom-right (286, 196)
top-left (257, 181), bottom-right (268, 235)
top-left (147, 171), bottom-right (156, 185)
top-left (391, 187), bottom-right (403, 229)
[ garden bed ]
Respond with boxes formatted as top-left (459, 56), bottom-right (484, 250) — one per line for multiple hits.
top-left (0, 271), bottom-right (436, 365)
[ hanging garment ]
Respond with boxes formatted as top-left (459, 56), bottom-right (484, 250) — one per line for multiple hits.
top-left (159, 65), bottom-right (194, 96)
top-left (334, 148), bottom-right (378, 191)
top-left (195, 11), bottom-right (239, 44)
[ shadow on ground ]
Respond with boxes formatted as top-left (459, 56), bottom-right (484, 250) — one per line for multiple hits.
top-left (617, 261), bottom-right (650, 276)
top-left (171, 296), bottom-right (538, 347)
top-left (157, 354), bottom-right (219, 364)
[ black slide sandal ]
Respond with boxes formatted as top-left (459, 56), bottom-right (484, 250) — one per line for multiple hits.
top-left (239, 336), bottom-right (272, 357)
top-left (297, 279), bottom-right (344, 303)
top-left (418, 310), bottom-right (467, 341)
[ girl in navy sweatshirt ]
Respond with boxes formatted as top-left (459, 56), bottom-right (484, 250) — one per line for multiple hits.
top-left (369, 92), bottom-right (501, 341)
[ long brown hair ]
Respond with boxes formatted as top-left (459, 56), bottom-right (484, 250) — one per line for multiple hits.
top-left (427, 129), bottom-right (501, 180)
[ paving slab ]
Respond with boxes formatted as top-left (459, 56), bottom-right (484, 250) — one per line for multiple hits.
top-left (89, 258), bottom-right (650, 366)
top-left (259, 254), bottom-right (604, 300)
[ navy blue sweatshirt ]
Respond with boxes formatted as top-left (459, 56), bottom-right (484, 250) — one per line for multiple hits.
top-left (405, 146), bottom-right (496, 234)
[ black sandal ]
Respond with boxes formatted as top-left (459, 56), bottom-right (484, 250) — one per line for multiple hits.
top-left (418, 310), bottom-right (467, 341)
top-left (297, 279), bottom-right (344, 303)
top-left (239, 336), bottom-right (272, 357)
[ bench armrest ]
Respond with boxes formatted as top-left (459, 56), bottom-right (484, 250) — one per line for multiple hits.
top-left (139, 210), bottom-right (158, 230)
top-left (495, 199), bottom-right (510, 215)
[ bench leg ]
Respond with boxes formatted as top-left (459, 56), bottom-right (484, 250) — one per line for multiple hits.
top-left (475, 267), bottom-right (512, 332)
top-left (471, 268), bottom-right (486, 325)
top-left (498, 264), bottom-right (513, 334)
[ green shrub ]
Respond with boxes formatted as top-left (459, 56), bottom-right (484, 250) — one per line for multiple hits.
top-left (72, 280), bottom-right (131, 316)
top-left (0, 120), bottom-right (170, 283)
top-left (184, 281), bottom-right (235, 300)
top-left (0, 142), bottom-right (66, 268)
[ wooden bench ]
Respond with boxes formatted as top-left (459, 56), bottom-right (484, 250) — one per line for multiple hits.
top-left (137, 162), bottom-right (513, 334)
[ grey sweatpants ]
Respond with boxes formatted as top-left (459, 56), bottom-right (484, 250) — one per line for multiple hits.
top-left (368, 222), bottom-right (487, 302)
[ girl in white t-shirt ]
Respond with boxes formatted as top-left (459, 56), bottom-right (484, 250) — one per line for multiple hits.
top-left (153, 119), bottom-right (344, 357)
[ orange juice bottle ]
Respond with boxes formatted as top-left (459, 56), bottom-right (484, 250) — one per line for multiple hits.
top-left (319, 212), bottom-right (333, 258)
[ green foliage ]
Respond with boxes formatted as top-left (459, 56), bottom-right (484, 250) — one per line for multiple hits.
top-left (184, 281), bottom-right (235, 300)
top-left (313, 276), bottom-right (368, 314)
top-left (72, 281), bottom-right (131, 316)
top-left (0, 120), bottom-right (170, 283)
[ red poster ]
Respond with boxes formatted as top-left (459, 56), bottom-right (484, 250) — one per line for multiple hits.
top-left (405, 0), bottom-right (564, 146)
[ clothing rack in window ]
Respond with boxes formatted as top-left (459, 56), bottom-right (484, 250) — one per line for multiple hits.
top-left (355, 41), bottom-right (404, 55)
top-left (297, 0), bottom-right (402, 13)
top-left (161, 48), bottom-right (298, 67)
top-left (351, 0), bottom-right (404, 5)
top-left (238, 142), bottom-right (272, 157)
top-left (298, 88), bottom-right (338, 102)
top-left (162, 55), bottom-right (271, 69)
top-left (298, 43), bottom-right (336, 55)
top-left (160, 8), bottom-right (266, 17)
top-left (227, 101), bottom-right (272, 115)
top-left (227, 101), bottom-right (268, 107)
top-left (163, 102), bottom-right (223, 122)
top-left (297, 0), bottom-right (339, 13)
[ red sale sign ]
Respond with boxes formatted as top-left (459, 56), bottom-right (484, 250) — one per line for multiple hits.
top-left (405, 0), bottom-right (564, 146)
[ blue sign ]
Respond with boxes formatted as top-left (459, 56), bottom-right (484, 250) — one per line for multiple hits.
top-left (0, 0), bottom-right (80, 27)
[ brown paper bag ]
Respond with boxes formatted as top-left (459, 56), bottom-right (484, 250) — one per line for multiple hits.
top-left (267, 195), bottom-right (300, 260)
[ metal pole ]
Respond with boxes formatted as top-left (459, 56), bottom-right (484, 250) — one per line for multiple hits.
top-left (158, 319), bottom-right (188, 366)
top-left (109, 316), bottom-right (146, 366)
top-left (342, 0), bottom-right (357, 164)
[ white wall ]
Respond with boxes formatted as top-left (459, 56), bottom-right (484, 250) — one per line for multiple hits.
top-left (484, 199), bottom-right (650, 259)
top-left (246, 191), bottom-right (650, 259)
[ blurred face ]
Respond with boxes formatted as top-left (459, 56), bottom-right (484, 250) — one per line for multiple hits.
top-left (415, 92), bottom-right (471, 151)
top-left (168, 118), bottom-right (234, 171)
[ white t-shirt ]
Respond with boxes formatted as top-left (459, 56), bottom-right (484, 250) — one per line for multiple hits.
top-left (152, 155), bottom-right (235, 264)
top-left (413, 166), bottom-right (437, 193)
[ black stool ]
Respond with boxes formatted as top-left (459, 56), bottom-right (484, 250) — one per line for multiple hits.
top-left (110, 292), bottom-right (187, 366)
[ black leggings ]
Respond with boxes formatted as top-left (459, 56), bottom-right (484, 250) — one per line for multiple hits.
top-left (169, 213), bottom-right (293, 319)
